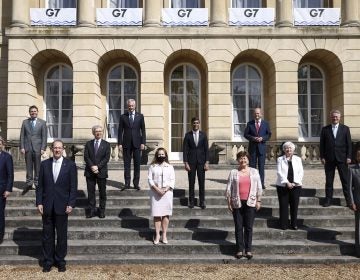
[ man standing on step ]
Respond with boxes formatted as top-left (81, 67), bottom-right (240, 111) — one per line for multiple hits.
top-left (244, 108), bottom-right (272, 189)
top-left (118, 99), bottom-right (146, 191)
top-left (84, 125), bottom-right (110, 218)
top-left (320, 109), bottom-right (352, 207)
top-left (20, 105), bottom-right (47, 192)
top-left (36, 140), bottom-right (77, 273)
top-left (348, 149), bottom-right (360, 257)
top-left (183, 117), bottom-right (209, 209)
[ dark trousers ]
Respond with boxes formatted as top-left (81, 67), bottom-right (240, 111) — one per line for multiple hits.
top-left (188, 163), bottom-right (205, 205)
top-left (325, 160), bottom-right (350, 203)
top-left (0, 195), bottom-right (6, 238)
top-left (86, 176), bottom-right (107, 212)
top-left (232, 201), bottom-right (256, 252)
top-left (25, 151), bottom-right (41, 187)
top-left (355, 210), bottom-right (360, 257)
top-left (123, 146), bottom-right (141, 187)
top-left (276, 186), bottom-right (301, 228)
top-left (249, 150), bottom-right (265, 188)
top-left (42, 208), bottom-right (68, 268)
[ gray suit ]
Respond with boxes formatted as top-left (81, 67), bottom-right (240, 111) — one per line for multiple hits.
top-left (20, 118), bottom-right (47, 187)
top-left (348, 163), bottom-right (360, 257)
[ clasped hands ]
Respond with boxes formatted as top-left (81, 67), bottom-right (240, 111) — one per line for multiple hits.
top-left (91, 165), bottom-right (99, 174)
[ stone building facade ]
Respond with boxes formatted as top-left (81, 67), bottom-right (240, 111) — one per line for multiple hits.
top-left (1, 0), bottom-right (360, 165)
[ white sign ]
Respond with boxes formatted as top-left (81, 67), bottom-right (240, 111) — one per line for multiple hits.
top-left (162, 8), bottom-right (208, 26)
top-left (229, 8), bottom-right (274, 26)
top-left (294, 8), bottom-right (340, 26)
top-left (96, 8), bottom-right (142, 26)
top-left (30, 8), bottom-right (76, 26)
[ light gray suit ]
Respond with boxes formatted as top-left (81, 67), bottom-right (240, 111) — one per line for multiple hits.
top-left (348, 163), bottom-right (360, 257)
top-left (20, 118), bottom-right (47, 187)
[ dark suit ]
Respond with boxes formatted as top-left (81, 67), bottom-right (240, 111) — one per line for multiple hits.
top-left (20, 117), bottom-right (47, 187)
top-left (183, 130), bottom-right (209, 205)
top-left (0, 151), bottom-right (14, 239)
top-left (118, 111), bottom-right (146, 188)
top-left (244, 119), bottom-right (272, 188)
top-left (320, 124), bottom-right (352, 204)
top-left (36, 157), bottom-right (77, 268)
top-left (84, 139), bottom-right (110, 215)
top-left (349, 163), bottom-right (360, 257)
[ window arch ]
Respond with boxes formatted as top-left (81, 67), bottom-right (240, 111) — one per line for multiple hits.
top-left (47, 0), bottom-right (76, 8)
top-left (232, 64), bottom-right (262, 139)
top-left (169, 64), bottom-right (200, 159)
top-left (107, 64), bottom-right (138, 140)
top-left (45, 64), bottom-right (73, 140)
top-left (298, 64), bottom-right (325, 140)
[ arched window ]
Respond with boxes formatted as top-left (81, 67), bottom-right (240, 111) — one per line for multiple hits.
top-left (171, 0), bottom-right (200, 8)
top-left (231, 0), bottom-right (263, 8)
top-left (232, 64), bottom-right (262, 139)
top-left (45, 64), bottom-right (73, 140)
top-left (109, 0), bottom-right (139, 8)
top-left (107, 64), bottom-right (138, 140)
top-left (298, 64), bottom-right (324, 140)
top-left (48, 0), bottom-right (76, 8)
top-left (170, 64), bottom-right (200, 159)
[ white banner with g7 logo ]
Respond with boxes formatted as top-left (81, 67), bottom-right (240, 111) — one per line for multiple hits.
top-left (162, 8), bottom-right (208, 26)
top-left (96, 8), bottom-right (142, 26)
top-left (30, 8), bottom-right (76, 26)
top-left (229, 8), bottom-right (274, 26)
top-left (294, 8), bottom-right (340, 26)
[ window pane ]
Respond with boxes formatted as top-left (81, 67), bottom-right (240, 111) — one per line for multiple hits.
top-left (234, 124), bottom-right (246, 137)
top-left (62, 82), bottom-right (73, 96)
top-left (311, 123), bottom-right (322, 137)
top-left (109, 81), bottom-right (122, 95)
top-left (62, 124), bottom-right (72, 138)
top-left (124, 81), bottom-right (137, 95)
top-left (109, 67), bottom-right (122, 79)
top-left (171, 66), bottom-right (184, 79)
top-left (298, 65), bottom-right (308, 79)
top-left (186, 80), bottom-right (199, 95)
top-left (249, 94), bottom-right (261, 108)
top-left (186, 66), bottom-right (199, 79)
top-left (171, 109), bottom-right (184, 123)
top-left (62, 95), bottom-right (72, 109)
top-left (233, 81), bottom-right (246, 95)
top-left (48, 0), bottom-right (76, 8)
top-left (311, 109), bottom-right (323, 123)
top-left (171, 81), bottom-right (184, 95)
top-left (233, 66), bottom-right (246, 79)
top-left (310, 66), bottom-right (322, 78)
top-left (62, 66), bottom-right (73, 79)
top-left (310, 81), bottom-right (323, 96)
top-left (311, 95), bottom-right (323, 108)
top-left (124, 66), bottom-right (137, 79)
top-left (233, 109), bottom-right (246, 123)
top-left (107, 123), bottom-right (118, 139)
top-left (172, 0), bottom-right (199, 8)
top-left (109, 95), bottom-right (121, 109)
top-left (110, 0), bottom-right (138, 8)
top-left (248, 66), bottom-right (260, 79)
top-left (298, 94), bottom-right (307, 108)
top-left (187, 95), bottom-right (199, 108)
top-left (109, 110), bottom-right (121, 124)
top-left (298, 81), bottom-right (307, 95)
top-left (47, 96), bottom-right (59, 109)
top-left (61, 110), bottom-right (72, 123)
top-left (47, 81), bottom-right (59, 96)
top-left (171, 138), bottom-right (182, 152)
top-left (233, 95), bottom-right (246, 109)
top-left (47, 66), bottom-right (59, 79)
top-left (47, 125), bottom-right (58, 138)
top-left (171, 95), bottom-right (184, 108)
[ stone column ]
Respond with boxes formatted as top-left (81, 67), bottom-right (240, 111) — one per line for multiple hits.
top-left (276, 0), bottom-right (293, 27)
top-left (144, 0), bottom-right (162, 26)
top-left (11, 0), bottom-right (29, 27)
top-left (342, 0), bottom-right (360, 26)
top-left (78, 0), bottom-right (95, 27)
top-left (210, 0), bottom-right (227, 27)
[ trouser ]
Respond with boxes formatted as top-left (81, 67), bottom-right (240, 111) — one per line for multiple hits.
top-left (325, 160), bottom-right (350, 204)
top-left (0, 194), bottom-right (6, 238)
top-left (123, 146), bottom-right (141, 187)
top-left (276, 186), bottom-right (301, 228)
top-left (25, 151), bottom-right (41, 187)
top-left (188, 163), bottom-right (205, 205)
top-left (232, 201), bottom-right (256, 252)
top-left (86, 176), bottom-right (107, 212)
top-left (249, 150), bottom-right (266, 188)
top-left (355, 210), bottom-right (360, 257)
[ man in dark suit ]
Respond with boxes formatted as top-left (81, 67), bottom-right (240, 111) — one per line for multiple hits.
top-left (183, 117), bottom-right (209, 209)
top-left (320, 109), bottom-right (352, 207)
top-left (118, 99), bottom-right (146, 190)
top-left (244, 108), bottom-right (272, 189)
top-left (349, 149), bottom-right (360, 257)
top-left (84, 125), bottom-right (110, 218)
top-left (20, 105), bottom-right (47, 190)
top-left (0, 137), bottom-right (13, 243)
top-left (36, 140), bottom-right (77, 273)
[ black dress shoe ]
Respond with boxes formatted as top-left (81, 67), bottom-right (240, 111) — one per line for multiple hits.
top-left (235, 252), bottom-right (243, 259)
top-left (323, 198), bottom-right (331, 207)
top-left (291, 225), bottom-right (298, 230)
top-left (200, 203), bottom-right (206, 209)
top-left (42, 267), bottom-right (51, 273)
top-left (86, 210), bottom-right (96, 218)
top-left (58, 266), bottom-right (66, 272)
top-left (188, 204), bottom-right (194, 209)
top-left (99, 211), bottom-right (105, 218)
top-left (134, 186), bottom-right (140, 191)
top-left (280, 225), bottom-right (288, 230)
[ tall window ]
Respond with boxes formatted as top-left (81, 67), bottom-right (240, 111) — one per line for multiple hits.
top-left (107, 64), bottom-right (138, 139)
top-left (171, 0), bottom-right (200, 8)
top-left (293, 0), bottom-right (325, 8)
top-left (109, 0), bottom-right (139, 8)
top-left (232, 64), bottom-right (262, 139)
top-left (170, 64), bottom-right (200, 158)
top-left (232, 0), bottom-right (262, 8)
top-left (45, 64), bottom-right (73, 140)
top-left (48, 0), bottom-right (76, 8)
top-left (298, 64), bottom-right (324, 140)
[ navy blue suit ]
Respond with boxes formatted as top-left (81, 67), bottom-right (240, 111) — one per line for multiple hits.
top-left (244, 119), bottom-right (272, 188)
top-left (0, 151), bottom-right (14, 239)
top-left (183, 130), bottom-right (209, 205)
top-left (36, 157), bottom-right (77, 268)
top-left (118, 111), bottom-right (146, 188)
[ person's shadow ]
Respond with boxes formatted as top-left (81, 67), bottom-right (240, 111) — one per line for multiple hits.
top-left (118, 208), bottom-right (152, 241)
top-left (12, 227), bottom-right (42, 266)
top-left (184, 219), bottom-right (233, 256)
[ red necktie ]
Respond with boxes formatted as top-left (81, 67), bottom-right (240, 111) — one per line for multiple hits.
top-left (256, 122), bottom-right (260, 135)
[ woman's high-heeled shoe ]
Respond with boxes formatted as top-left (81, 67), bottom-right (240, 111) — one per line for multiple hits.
top-left (235, 252), bottom-right (243, 259)
top-left (162, 238), bottom-right (168, 244)
top-left (245, 252), bottom-right (253, 260)
top-left (153, 236), bottom-right (160, 245)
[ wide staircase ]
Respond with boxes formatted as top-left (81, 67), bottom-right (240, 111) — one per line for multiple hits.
top-left (0, 187), bottom-right (359, 264)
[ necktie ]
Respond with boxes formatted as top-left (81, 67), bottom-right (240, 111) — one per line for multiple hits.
top-left (332, 125), bottom-right (338, 138)
top-left (194, 132), bottom-right (198, 146)
top-left (94, 140), bottom-right (99, 155)
top-left (53, 160), bottom-right (59, 182)
top-left (31, 120), bottom-right (35, 130)
top-left (256, 121), bottom-right (260, 134)
top-left (129, 113), bottom-right (134, 126)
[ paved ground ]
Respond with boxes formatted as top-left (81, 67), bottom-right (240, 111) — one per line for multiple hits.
top-left (12, 166), bottom-right (341, 192)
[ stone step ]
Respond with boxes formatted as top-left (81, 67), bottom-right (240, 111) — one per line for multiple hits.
top-left (4, 215), bottom-right (355, 228)
top-left (0, 239), bottom-right (355, 256)
top-left (3, 226), bottom-right (355, 241)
